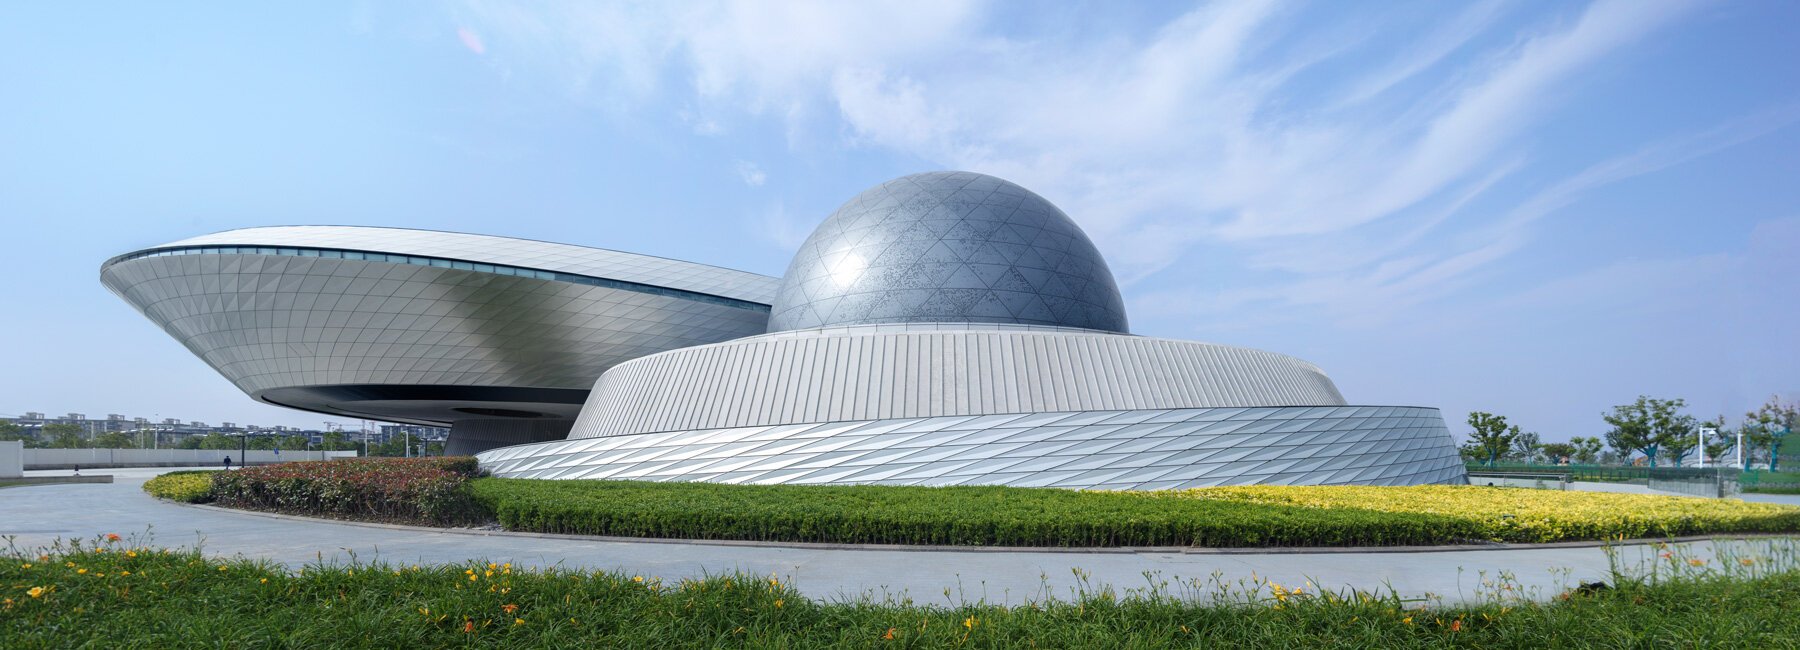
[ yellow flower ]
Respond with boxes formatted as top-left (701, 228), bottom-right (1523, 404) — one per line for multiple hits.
top-left (121, 571), bottom-right (131, 576)
top-left (963, 616), bottom-right (977, 630)
top-left (77, 568), bottom-right (88, 575)
top-left (126, 551), bottom-right (137, 558)
top-left (633, 576), bottom-right (644, 583)
top-left (19, 564), bottom-right (30, 569)
top-left (218, 566), bottom-right (228, 572)
top-left (1688, 559), bottom-right (1705, 567)
top-left (260, 578), bottom-right (268, 584)
top-left (775, 599), bottom-right (784, 609)
top-left (27, 587), bottom-right (46, 598)
top-left (514, 618), bottom-right (525, 626)
top-left (469, 574), bottom-right (479, 582)
top-left (1402, 617), bottom-right (1413, 625)
top-left (484, 570), bottom-right (493, 577)
top-left (419, 607), bottom-right (430, 615)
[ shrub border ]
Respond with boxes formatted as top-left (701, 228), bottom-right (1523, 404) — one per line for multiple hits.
top-left (153, 497), bottom-right (1799, 554)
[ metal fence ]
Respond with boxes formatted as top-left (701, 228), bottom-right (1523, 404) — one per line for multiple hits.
top-left (1463, 462), bottom-right (1755, 497)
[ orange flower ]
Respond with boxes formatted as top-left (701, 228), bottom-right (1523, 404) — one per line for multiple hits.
top-left (501, 604), bottom-right (519, 614)
top-left (462, 620), bottom-right (475, 634)
top-left (883, 627), bottom-right (896, 640)
top-left (1450, 619), bottom-right (1463, 632)
top-left (106, 533), bottom-right (121, 542)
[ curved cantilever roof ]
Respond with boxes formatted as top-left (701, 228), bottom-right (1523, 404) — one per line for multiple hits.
top-left (112, 225), bottom-right (780, 305)
top-left (100, 225), bottom-right (782, 435)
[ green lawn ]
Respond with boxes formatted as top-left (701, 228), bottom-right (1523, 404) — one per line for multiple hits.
top-left (5, 537), bottom-right (1799, 648)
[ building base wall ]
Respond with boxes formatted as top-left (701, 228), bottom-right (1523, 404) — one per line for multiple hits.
top-left (477, 406), bottom-right (1468, 489)
top-left (447, 419), bottom-right (575, 457)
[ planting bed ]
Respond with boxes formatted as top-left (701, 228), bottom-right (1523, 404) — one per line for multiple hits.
top-left (147, 459), bottom-right (1800, 548)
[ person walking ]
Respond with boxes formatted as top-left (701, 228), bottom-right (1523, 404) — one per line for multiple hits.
top-left (223, 455), bottom-right (232, 471)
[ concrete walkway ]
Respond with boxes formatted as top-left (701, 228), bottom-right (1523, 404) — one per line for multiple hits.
top-left (2, 468), bottom-right (1794, 605)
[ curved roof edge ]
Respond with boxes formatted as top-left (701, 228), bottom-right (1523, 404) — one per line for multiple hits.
top-left (105, 225), bottom-right (781, 304)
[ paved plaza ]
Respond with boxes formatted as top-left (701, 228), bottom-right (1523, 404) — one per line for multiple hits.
top-left (3, 468), bottom-right (1794, 605)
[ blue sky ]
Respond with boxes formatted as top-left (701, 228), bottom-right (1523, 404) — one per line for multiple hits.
top-left (1, 1), bottom-right (1795, 439)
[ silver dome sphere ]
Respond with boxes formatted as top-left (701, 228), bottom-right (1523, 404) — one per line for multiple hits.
top-left (768, 171), bottom-right (1129, 333)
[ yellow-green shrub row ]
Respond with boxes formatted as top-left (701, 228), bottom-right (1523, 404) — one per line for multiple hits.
top-left (142, 471), bottom-right (218, 504)
top-left (1175, 485), bottom-right (1800, 543)
top-left (469, 479), bottom-right (1476, 548)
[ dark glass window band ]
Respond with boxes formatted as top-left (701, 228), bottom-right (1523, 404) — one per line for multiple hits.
top-left (107, 245), bottom-right (772, 313)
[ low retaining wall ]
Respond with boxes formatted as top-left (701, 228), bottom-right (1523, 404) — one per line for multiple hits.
top-left (24, 448), bottom-right (358, 470)
top-left (1467, 472), bottom-right (1569, 490)
top-left (0, 440), bottom-right (20, 478)
top-left (2, 475), bottom-right (114, 485)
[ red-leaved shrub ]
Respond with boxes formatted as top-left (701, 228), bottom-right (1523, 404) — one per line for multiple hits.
top-left (210, 457), bottom-right (486, 525)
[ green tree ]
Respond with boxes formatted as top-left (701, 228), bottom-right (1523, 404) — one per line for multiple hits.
top-left (41, 423), bottom-right (86, 448)
top-left (1701, 416), bottom-right (1735, 466)
top-left (1509, 431), bottom-right (1542, 463)
top-left (90, 431), bottom-right (137, 449)
top-left (1744, 396), bottom-right (1797, 472)
top-left (1539, 442), bottom-right (1576, 464)
top-left (1568, 436), bottom-right (1603, 464)
top-left (196, 434), bottom-right (239, 450)
top-left (0, 421), bottom-right (38, 447)
top-left (320, 431), bottom-right (355, 451)
top-left (1659, 412), bottom-right (1700, 467)
top-left (1603, 396), bottom-right (1688, 468)
top-left (1464, 411), bottom-right (1520, 467)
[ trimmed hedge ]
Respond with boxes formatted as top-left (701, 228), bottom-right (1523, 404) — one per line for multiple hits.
top-left (468, 479), bottom-right (1479, 547)
top-left (1179, 485), bottom-right (1800, 543)
top-left (142, 470), bottom-right (219, 503)
top-left (210, 457), bottom-right (486, 525)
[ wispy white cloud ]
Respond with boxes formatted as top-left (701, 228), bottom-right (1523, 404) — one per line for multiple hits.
top-left (733, 159), bottom-right (766, 187)
top-left (453, 0), bottom-right (1787, 332)
top-left (456, 27), bottom-right (485, 55)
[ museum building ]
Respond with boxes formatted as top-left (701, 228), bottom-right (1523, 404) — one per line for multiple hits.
top-left (103, 171), bottom-right (1467, 488)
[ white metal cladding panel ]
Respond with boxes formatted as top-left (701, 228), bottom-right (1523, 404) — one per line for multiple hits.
top-left (100, 254), bottom-right (771, 395)
top-left (139, 226), bottom-right (780, 303)
top-left (480, 406), bottom-right (1467, 488)
top-left (569, 326), bottom-right (1346, 438)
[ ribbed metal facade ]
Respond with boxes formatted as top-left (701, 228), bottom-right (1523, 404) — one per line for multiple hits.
top-left (482, 406), bottom-right (1467, 488)
top-left (100, 226), bottom-right (778, 430)
top-left (569, 324), bottom-right (1345, 438)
